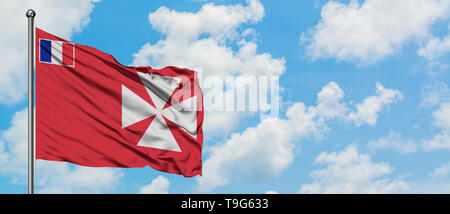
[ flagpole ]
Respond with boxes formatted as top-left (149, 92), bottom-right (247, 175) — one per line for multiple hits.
top-left (26, 9), bottom-right (36, 195)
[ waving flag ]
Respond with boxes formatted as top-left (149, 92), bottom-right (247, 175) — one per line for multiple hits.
top-left (35, 28), bottom-right (204, 177)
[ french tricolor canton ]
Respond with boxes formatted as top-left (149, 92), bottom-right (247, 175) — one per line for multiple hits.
top-left (39, 39), bottom-right (75, 66)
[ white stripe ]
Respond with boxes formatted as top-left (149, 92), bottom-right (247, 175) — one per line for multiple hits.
top-left (51, 41), bottom-right (63, 65)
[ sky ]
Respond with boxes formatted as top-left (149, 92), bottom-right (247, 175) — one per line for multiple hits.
top-left (1, 0), bottom-right (450, 193)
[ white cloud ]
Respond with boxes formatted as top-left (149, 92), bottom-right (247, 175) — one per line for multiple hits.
top-left (264, 190), bottom-right (278, 194)
top-left (131, 0), bottom-right (277, 78)
top-left (0, 0), bottom-right (100, 105)
top-left (197, 103), bottom-right (320, 192)
top-left (316, 81), bottom-right (403, 127)
top-left (299, 146), bottom-right (409, 194)
top-left (139, 175), bottom-right (170, 194)
top-left (348, 82), bottom-right (403, 126)
top-left (422, 133), bottom-right (450, 151)
top-left (367, 131), bottom-right (417, 154)
top-left (403, 160), bottom-right (450, 193)
top-left (405, 182), bottom-right (450, 193)
top-left (0, 108), bottom-right (123, 193)
top-left (420, 81), bottom-right (450, 107)
top-left (37, 161), bottom-right (123, 194)
top-left (131, 0), bottom-right (285, 134)
top-left (145, 0), bottom-right (264, 43)
top-left (433, 102), bottom-right (450, 131)
top-left (429, 161), bottom-right (450, 178)
top-left (302, 0), bottom-right (450, 64)
top-left (0, 109), bottom-right (28, 179)
top-left (197, 82), bottom-right (347, 192)
top-left (423, 102), bottom-right (450, 151)
top-left (197, 81), bottom-right (402, 192)
top-left (315, 81), bottom-right (348, 120)
top-left (418, 34), bottom-right (450, 62)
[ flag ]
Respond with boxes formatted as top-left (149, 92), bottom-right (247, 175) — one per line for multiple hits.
top-left (35, 28), bottom-right (204, 177)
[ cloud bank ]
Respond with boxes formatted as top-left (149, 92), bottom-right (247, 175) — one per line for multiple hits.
top-left (302, 0), bottom-right (450, 64)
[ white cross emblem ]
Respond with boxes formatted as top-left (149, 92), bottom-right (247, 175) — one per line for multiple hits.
top-left (121, 72), bottom-right (197, 152)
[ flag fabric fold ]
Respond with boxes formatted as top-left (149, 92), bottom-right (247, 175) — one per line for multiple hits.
top-left (35, 28), bottom-right (204, 177)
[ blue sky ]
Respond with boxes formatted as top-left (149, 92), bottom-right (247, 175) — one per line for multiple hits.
top-left (1, 0), bottom-right (450, 193)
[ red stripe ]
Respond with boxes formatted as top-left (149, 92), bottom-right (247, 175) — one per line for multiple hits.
top-left (62, 42), bottom-right (74, 66)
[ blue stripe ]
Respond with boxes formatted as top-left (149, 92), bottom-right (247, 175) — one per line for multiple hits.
top-left (40, 39), bottom-right (51, 63)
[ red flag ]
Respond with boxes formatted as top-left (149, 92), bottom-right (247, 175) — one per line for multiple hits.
top-left (35, 28), bottom-right (204, 177)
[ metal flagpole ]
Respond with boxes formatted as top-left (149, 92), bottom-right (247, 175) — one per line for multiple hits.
top-left (26, 9), bottom-right (36, 195)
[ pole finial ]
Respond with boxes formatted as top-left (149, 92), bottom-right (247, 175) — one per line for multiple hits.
top-left (26, 9), bottom-right (36, 18)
